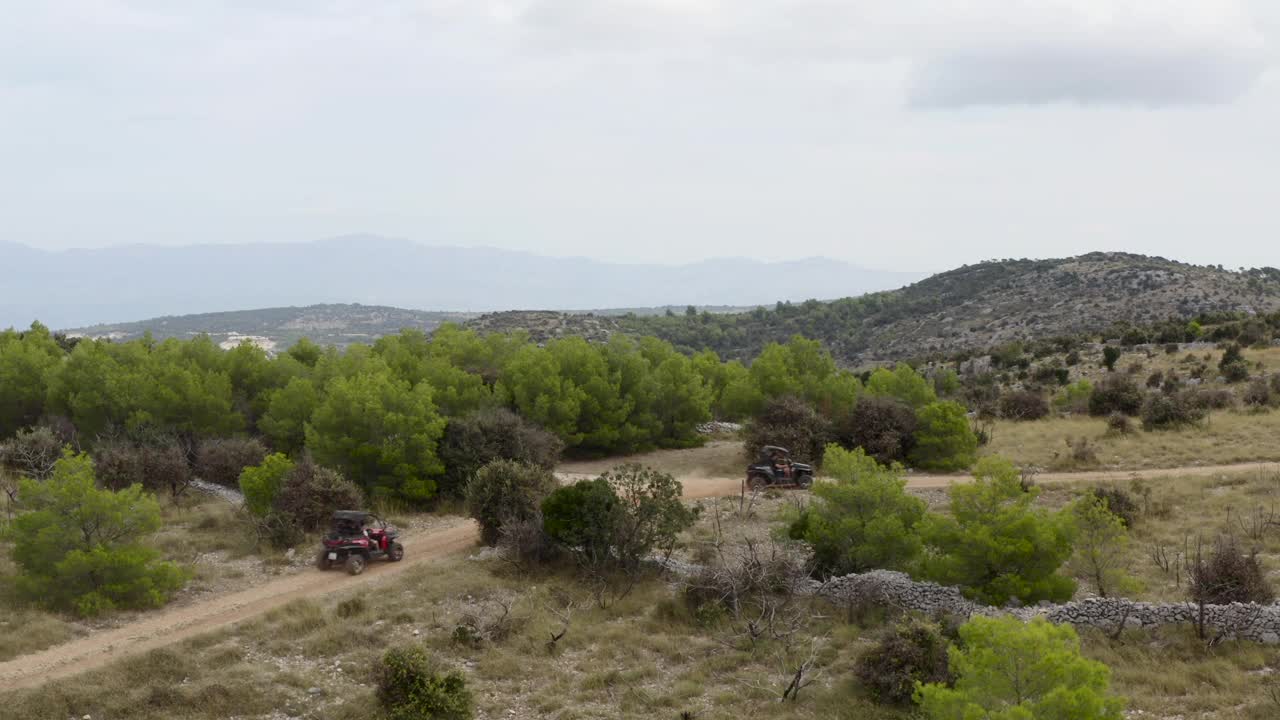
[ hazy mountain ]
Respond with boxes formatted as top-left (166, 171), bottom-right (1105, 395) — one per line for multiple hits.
top-left (0, 235), bottom-right (922, 330)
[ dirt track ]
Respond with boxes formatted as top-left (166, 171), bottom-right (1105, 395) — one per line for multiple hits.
top-left (0, 520), bottom-right (480, 691)
top-left (6, 458), bottom-right (1278, 691)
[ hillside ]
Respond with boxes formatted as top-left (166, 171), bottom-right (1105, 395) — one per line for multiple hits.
top-left (66, 304), bottom-right (478, 350)
top-left (0, 236), bottom-right (920, 329)
top-left (620, 253), bottom-right (1280, 365)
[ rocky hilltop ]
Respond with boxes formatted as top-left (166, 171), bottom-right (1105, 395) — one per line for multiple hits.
top-left (619, 253), bottom-right (1280, 365)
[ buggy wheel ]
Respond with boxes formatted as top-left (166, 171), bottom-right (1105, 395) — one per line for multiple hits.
top-left (345, 554), bottom-right (367, 576)
top-left (387, 542), bottom-right (404, 562)
top-left (316, 550), bottom-right (331, 571)
top-left (747, 474), bottom-right (769, 491)
top-left (795, 473), bottom-right (813, 489)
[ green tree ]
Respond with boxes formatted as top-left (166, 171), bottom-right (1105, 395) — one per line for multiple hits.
top-left (1068, 493), bottom-right (1136, 598)
top-left (922, 457), bottom-right (1076, 605)
top-left (258, 377), bottom-right (320, 453)
top-left (916, 616), bottom-right (1124, 720)
top-left (239, 452), bottom-right (295, 517)
top-left (865, 365), bottom-right (937, 409)
top-left (909, 401), bottom-right (977, 471)
top-left (305, 372), bottom-right (446, 504)
top-left (7, 451), bottom-right (188, 616)
top-left (0, 323), bottom-right (63, 437)
top-left (788, 445), bottom-right (927, 575)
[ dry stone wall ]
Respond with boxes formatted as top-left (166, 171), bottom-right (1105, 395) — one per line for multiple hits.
top-left (660, 559), bottom-right (1280, 644)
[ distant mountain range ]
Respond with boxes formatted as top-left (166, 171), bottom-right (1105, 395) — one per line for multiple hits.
top-left (0, 235), bottom-right (922, 330)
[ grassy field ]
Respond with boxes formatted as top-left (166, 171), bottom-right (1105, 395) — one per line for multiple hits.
top-left (8, 474), bottom-right (1280, 719)
top-left (983, 409), bottom-right (1280, 471)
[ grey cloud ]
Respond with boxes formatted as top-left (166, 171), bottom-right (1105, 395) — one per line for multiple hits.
top-left (909, 46), bottom-right (1267, 108)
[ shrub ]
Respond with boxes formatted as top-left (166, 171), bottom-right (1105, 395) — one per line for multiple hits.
top-left (922, 457), bottom-right (1076, 606)
top-left (1086, 486), bottom-right (1138, 528)
top-left (1145, 370), bottom-right (1164, 389)
top-left (496, 512), bottom-right (558, 567)
top-left (1102, 346), bottom-right (1121, 371)
top-left (92, 439), bottom-right (191, 497)
top-left (437, 409), bottom-right (563, 500)
top-left (1052, 380), bottom-right (1093, 415)
top-left (1088, 375), bottom-right (1143, 417)
top-left (1219, 344), bottom-right (1251, 383)
top-left (0, 426), bottom-right (63, 480)
top-left (239, 453), bottom-right (295, 517)
top-left (908, 402), bottom-right (978, 472)
top-left (465, 460), bottom-right (558, 546)
top-left (543, 464), bottom-right (696, 570)
top-left (789, 446), bottom-right (927, 576)
top-left (744, 396), bottom-right (830, 465)
top-left (917, 616), bottom-right (1124, 720)
top-left (8, 451), bottom-right (189, 616)
top-left (1141, 392), bottom-right (1207, 431)
top-left (195, 438), bottom-right (267, 488)
top-left (1243, 377), bottom-right (1273, 407)
top-left (1105, 412), bottom-right (1132, 436)
top-left (272, 458), bottom-right (364, 532)
top-left (1190, 536), bottom-right (1274, 605)
top-left (855, 619), bottom-right (951, 705)
top-left (1069, 493), bottom-right (1136, 598)
top-left (542, 477), bottom-right (620, 568)
top-left (375, 646), bottom-right (473, 720)
top-left (833, 396), bottom-right (917, 465)
top-left (1186, 387), bottom-right (1235, 411)
top-left (998, 390), bottom-right (1049, 421)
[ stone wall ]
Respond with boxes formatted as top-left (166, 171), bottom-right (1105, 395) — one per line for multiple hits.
top-left (660, 559), bottom-right (1280, 644)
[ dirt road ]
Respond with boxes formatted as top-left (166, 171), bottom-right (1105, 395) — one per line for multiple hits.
top-left (7, 458), bottom-right (1277, 691)
top-left (0, 520), bottom-right (480, 691)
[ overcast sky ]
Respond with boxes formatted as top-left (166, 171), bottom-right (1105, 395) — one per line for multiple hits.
top-left (3, 1), bottom-right (1278, 272)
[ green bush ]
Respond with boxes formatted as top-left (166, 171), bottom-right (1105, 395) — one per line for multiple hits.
top-left (375, 646), bottom-right (472, 720)
top-left (833, 396), bottom-right (916, 465)
top-left (855, 619), bottom-right (951, 705)
top-left (239, 453), bottom-right (295, 517)
top-left (542, 477), bottom-right (620, 567)
top-left (465, 459), bottom-right (558, 546)
top-left (437, 409), bottom-right (563, 499)
top-left (1052, 380), bottom-right (1093, 415)
top-left (542, 464), bottom-right (696, 570)
top-left (1102, 346), bottom-right (1122, 371)
top-left (1218, 343), bottom-right (1249, 383)
top-left (8, 451), bottom-right (188, 616)
top-left (1086, 486), bottom-right (1137, 527)
top-left (917, 616), bottom-right (1125, 720)
top-left (922, 457), bottom-right (1076, 605)
top-left (908, 401), bottom-right (977, 472)
top-left (788, 445), bottom-right (926, 576)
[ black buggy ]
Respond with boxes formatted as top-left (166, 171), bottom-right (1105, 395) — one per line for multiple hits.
top-left (745, 446), bottom-right (814, 491)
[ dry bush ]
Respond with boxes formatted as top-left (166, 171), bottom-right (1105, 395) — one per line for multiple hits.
top-left (833, 396), bottom-right (916, 465)
top-left (0, 426), bottom-right (62, 480)
top-left (1105, 412), bottom-right (1133, 436)
top-left (272, 457), bottom-right (364, 532)
top-left (1189, 536), bottom-right (1274, 606)
top-left (195, 437), bottom-right (267, 488)
top-left (744, 396), bottom-right (831, 465)
top-left (855, 619), bottom-right (952, 705)
top-left (998, 390), bottom-right (1050, 421)
top-left (93, 439), bottom-right (191, 497)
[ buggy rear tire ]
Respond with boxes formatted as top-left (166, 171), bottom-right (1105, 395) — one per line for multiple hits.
top-left (795, 473), bottom-right (813, 489)
top-left (387, 542), bottom-right (404, 562)
top-left (747, 474), bottom-right (770, 491)
top-left (345, 554), bottom-right (367, 576)
top-left (316, 550), bottom-right (332, 571)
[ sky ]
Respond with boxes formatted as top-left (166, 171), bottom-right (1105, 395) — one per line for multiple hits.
top-left (2, 0), bottom-right (1278, 273)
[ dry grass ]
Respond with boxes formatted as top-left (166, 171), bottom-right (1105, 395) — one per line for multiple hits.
top-left (984, 410), bottom-right (1280, 471)
top-left (1032, 467), bottom-right (1280, 604)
